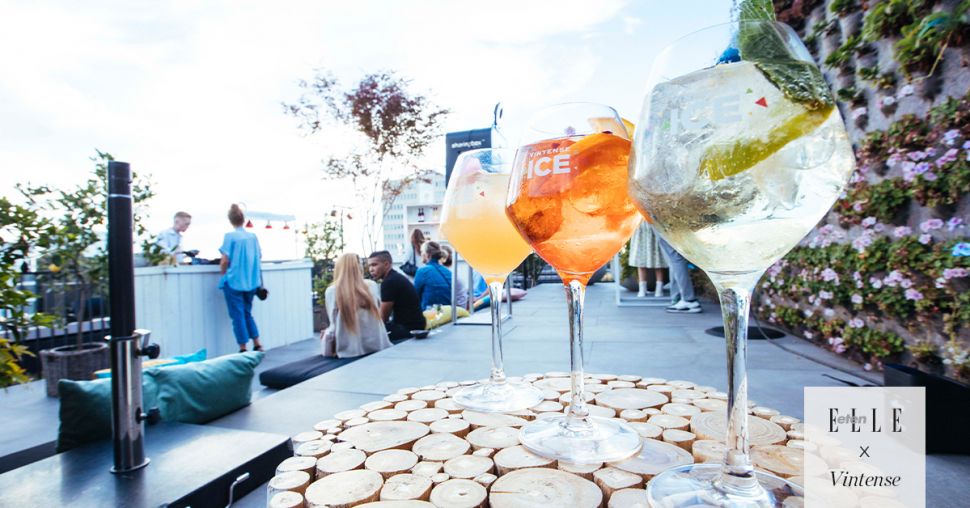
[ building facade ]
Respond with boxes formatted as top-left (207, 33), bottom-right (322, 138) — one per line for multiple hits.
top-left (382, 172), bottom-right (447, 262)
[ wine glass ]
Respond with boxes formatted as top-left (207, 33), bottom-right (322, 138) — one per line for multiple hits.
top-left (506, 103), bottom-right (643, 463)
top-left (629, 19), bottom-right (855, 506)
top-left (440, 149), bottom-right (544, 412)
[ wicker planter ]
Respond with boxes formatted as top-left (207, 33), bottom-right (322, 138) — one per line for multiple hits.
top-left (40, 342), bottom-right (110, 397)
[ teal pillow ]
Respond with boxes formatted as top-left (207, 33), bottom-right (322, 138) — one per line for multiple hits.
top-left (172, 348), bottom-right (207, 364)
top-left (148, 351), bottom-right (263, 424)
top-left (57, 376), bottom-right (159, 453)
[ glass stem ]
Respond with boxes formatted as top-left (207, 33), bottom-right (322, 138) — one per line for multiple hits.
top-left (711, 277), bottom-right (763, 496)
top-left (564, 279), bottom-right (589, 424)
top-left (488, 281), bottom-right (507, 385)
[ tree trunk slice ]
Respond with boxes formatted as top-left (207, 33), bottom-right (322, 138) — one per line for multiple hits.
top-left (314, 419), bottom-right (342, 433)
top-left (609, 438), bottom-right (693, 481)
top-left (770, 415), bottom-right (800, 431)
top-left (607, 380), bottom-right (636, 389)
top-left (268, 491), bottom-right (304, 508)
top-left (531, 400), bottom-right (564, 413)
top-left (668, 380), bottom-right (696, 389)
top-left (411, 390), bottom-right (447, 402)
top-left (380, 473), bottom-right (433, 501)
top-left (305, 469), bottom-right (383, 508)
top-left (533, 377), bottom-right (572, 393)
top-left (618, 375), bottom-right (642, 383)
top-left (466, 426), bottom-right (520, 450)
top-left (412, 433), bottom-right (471, 461)
top-left (361, 401), bottom-right (393, 412)
top-left (277, 456), bottom-right (317, 477)
top-left (431, 473), bottom-right (451, 484)
top-left (595, 389), bottom-right (667, 411)
top-left (429, 479), bottom-right (488, 508)
top-left (628, 422), bottom-right (663, 439)
top-left (395, 400), bottom-right (429, 412)
top-left (661, 403), bottom-right (701, 419)
top-left (407, 408), bottom-right (449, 424)
top-left (489, 468), bottom-right (603, 508)
top-left (461, 410), bottom-right (528, 428)
top-left (557, 461), bottom-right (602, 480)
top-left (786, 439), bottom-right (817, 453)
top-left (645, 385), bottom-right (674, 394)
top-left (435, 398), bottom-right (464, 413)
top-left (585, 383), bottom-right (612, 394)
top-left (690, 412), bottom-right (787, 446)
top-left (472, 448), bottom-right (495, 458)
top-left (317, 449), bottom-right (367, 477)
top-left (268, 470), bottom-right (311, 499)
top-left (411, 461), bottom-right (443, 478)
top-left (646, 414), bottom-right (689, 431)
top-left (335, 409), bottom-right (368, 421)
top-left (608, 488), bottom-right (649, 508)
top-left (331, 442), bottom-right (356, 453)
top-left (707, 391), bottom-right (728, 400)
top-left (397, 387), bottom-right (420, 396)
top-left (338, 421), bottom-right (430, 453)
top-left (444, 454), bottom-right (495, 479)
top-left (636, 378), bottom-right (666, 387)
top-left (359, 501), bottom-right (434, 508)
top-left (751, 445), bottom-right (811, 478)
top-left (540, 389), bottom-right (560, 400)
top-left (752, 407), bottom-right (780, 419)
top-left (369, 409), bottom-right (409, 422)
top-left (619, 409), bottom-right (649, 422)
top-left (493, 445), bottom-right (555, 476)
top-left (786, 429), bottom-right (805, 441)
top-left (692, 399), bottom-right (727, 412)
top-left (544, 371), bottom-right (570, 378)
top-left (670, 390), bottom-right (705, 401)
top-left (293, 430), bottom-right (324, 445)
top-left (346, 416), bottom-right (372, 427)
top-left (661, 429), bottom-right (696, 452)
top-left (296, 440), bottom-right (333, 458)
top-left (558, 392), bottom-right (595, 405)
top-left (430, 418), bottom-right (471, 438)
top-left (366, 450), bottom-right (420, 479)
top-left (691, 440), bottom-right (727, 463)
top-left (592, 466), bottom-right (644, 499)
top-left (437, 381), bottom-right (459, 389)
top-left (383, 393), bottom-right (409, 403)
top-left (563, 403), bottom-right (615, 419)
top-left (474, 472), bottom-right (497, 488)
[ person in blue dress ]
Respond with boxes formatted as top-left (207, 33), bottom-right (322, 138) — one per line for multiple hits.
top-left (413, 241), bottom-right (452, 310)
top-left (219, 204), bottom-right (264, 352)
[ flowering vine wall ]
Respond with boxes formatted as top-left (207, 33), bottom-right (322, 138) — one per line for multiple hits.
top-left (760, 0), bottom-right (970, 380)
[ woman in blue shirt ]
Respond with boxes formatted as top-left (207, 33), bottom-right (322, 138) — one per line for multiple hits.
top-left (219, 204), bottom-right (263, 352)
top-left (413, 241), bottom-right (452, 310)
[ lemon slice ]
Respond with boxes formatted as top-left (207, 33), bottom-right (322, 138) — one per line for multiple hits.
top-left (700, 105), bottom-right (833, 181)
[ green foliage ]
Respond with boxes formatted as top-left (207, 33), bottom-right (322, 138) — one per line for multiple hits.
top-left (836, 86), bottom-right (865, 105)
top-left (304, 219), bottom-right (345, 307)
top-left (829, 0), bottom-right (856, 16)
top-left (895, 4), bottom-right (970, 76)
top-left (861, 0), bottom-right (932, 41)
top-left (857, 66), bottom-right (896, 88)
top-left (0, 339), bottom-right (32, 388)
top-left (824, 33), bottom-right (863, 71)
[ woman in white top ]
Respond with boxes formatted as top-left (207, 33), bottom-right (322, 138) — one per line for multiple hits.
top-left (322, 253), bottom-right (392, 358)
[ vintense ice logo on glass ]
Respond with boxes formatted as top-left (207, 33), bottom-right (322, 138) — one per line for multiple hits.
top-left (803, 387), bottom-right (925, 507)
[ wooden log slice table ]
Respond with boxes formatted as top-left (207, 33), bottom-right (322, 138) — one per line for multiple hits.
top-left (270, 373), bottom-right (807, 506)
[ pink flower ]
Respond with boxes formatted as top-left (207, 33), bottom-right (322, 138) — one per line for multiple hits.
top-left (851, 107), bottom-right (867, 120)
top-left (923, 172), bottom-right (938, 181)
top-left (803, 309), bottom-right (813, 318)
top-left (864, 363), bottom-right (873, 371)
top-left (893, 226), bottom-right (912, 238)
top-left (900, 278), bottom-right (913, 289)
top-left (936, 148), bottom-right (959, 167)
top-left (873, 222), bottom-right (886, 232)
top-left (804, 331), bottom-right (814, 339)
top-left (943, 268), bottom-right (968, 280)
top-left (947, 218), bottom-right (963, 231)
top-left (851, 294), bottom-right (863, 304)
top-left (936, 277), bottom-right (947, 288)
top-left (824, 308), bottom-right (836, 318)
top-left (852, 201), bottom-right (865, 212)
top-left (849, 318), bottom-right (865, 328)
top-left (901, 161), bottom-right (917, 182)
top-left (907, 151), bottom-right (928, 161)
top-left (904, 288), bottom-right (923, 301)
top-left (870, 277), bottom-right (883, 289)
top-left (897, 84), bottom-right (915, 97)
top-left (819, 290), bottom-right (833, 300)
top-left (821, 268), bottom-right (839, 283)
top-left (920, 219), bottom-right (943, 232)
top-left (943, 129), bottom-right (961, 145)
top-left (861, 217), bottom-right (877, 228)
top-left (834, 344), bottom-right (847, 354)
top-left (829, 337), bottom-right (844, 346)
top-left (919, 234), bottom-right (932, 245)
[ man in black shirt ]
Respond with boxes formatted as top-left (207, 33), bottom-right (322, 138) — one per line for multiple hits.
top-left (367, 251), bottom-right (427, 339)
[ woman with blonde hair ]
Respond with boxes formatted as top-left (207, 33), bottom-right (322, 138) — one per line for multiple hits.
top-left (322, 253), bottom-right (392, 357)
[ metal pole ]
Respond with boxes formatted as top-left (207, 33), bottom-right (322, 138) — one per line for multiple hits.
top-left (107, 161), bottom-right (149, 473)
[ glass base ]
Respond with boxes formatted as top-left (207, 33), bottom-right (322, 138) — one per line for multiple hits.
top-left (518, 414), bottom-right (642, 463)
top-left (646, 463), bottom-right (803, 507)
top-left (453, 380), bottom-right (544, 413)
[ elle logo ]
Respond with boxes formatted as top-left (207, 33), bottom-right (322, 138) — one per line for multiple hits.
top-left (829, 407), bottom-right (904, 433)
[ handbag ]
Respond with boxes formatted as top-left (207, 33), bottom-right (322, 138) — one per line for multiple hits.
top-left (400, 260), bottom-right (417, 277)
top-left (255, 267), bottom-right (268, 300)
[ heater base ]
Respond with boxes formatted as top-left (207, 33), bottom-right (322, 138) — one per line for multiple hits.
top-left (0, 422), bottom-right (290, 508)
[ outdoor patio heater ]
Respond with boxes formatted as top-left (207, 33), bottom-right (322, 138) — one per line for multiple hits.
top-left (107, 161), bottom-right (160, 473)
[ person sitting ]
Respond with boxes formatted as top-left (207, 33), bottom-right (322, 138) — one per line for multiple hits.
top-left (367, 251), bottom-right (427, 340)
top-left (413, 241), bottom-right (453, 310)
top-left (440, 245), bottom-right (467, 309)
top-left (322, 253), bottom-right (393, 358)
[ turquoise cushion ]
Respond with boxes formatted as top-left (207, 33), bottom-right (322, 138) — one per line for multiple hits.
top-left (57, 376), bottom-right (159, 453)
top-left (147, 351), bottom-right (263, 424)
top-left (172, 348), bottom-right (207, 364)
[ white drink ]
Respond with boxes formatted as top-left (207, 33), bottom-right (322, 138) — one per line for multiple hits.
top-left (629, 61), bottom-right (855, 275)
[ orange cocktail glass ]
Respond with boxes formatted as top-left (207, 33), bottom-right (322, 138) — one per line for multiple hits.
top-left (505, 103), bottom-right (642, 463)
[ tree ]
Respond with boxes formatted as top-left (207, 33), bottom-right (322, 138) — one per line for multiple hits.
top-left (283, 71), bottom-right (450, 251)
top-left (17, 150), bottom-right (160, 350)
top-left (303, 217), bottom-right (346, 307)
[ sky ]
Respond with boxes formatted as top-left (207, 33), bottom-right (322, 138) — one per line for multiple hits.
top-left (0, 0), bottom-right (732, 259)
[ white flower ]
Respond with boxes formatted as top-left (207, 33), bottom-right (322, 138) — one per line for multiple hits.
top-left (851, 107), bottom-right (868, 120)
top-left (881, 96), bottom-right (896, 107)
top-left (898, 84), bottom-right (915, 97)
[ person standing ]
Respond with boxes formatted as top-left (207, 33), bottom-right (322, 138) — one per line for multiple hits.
top-left (366, 251), bottom-right (426, 339)
top-left (657, 236), bottom-right (702, 314)
top-left (628, 221), bottom-right (667, 298)
top-left (322, 253), bottom-right (391, 358)
top-left (402, 229), bottom-right (426, 277)
top-left (219, 204), bottom-right (264, 352)
top-left (413, 241), bottom-right (452, 310)
top-left (156, 211), bottom-right (192, 264)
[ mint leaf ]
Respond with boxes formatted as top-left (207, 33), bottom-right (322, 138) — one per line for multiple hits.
top-left (736, 0), bottom-right (834, 111)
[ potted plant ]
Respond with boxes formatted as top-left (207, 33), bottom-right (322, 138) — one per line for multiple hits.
top-left (304, 219), bottom-right (344, 331)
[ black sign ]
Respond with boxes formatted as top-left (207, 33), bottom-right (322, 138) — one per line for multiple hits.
top-left (445, 128), bottom-right (492, 186)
